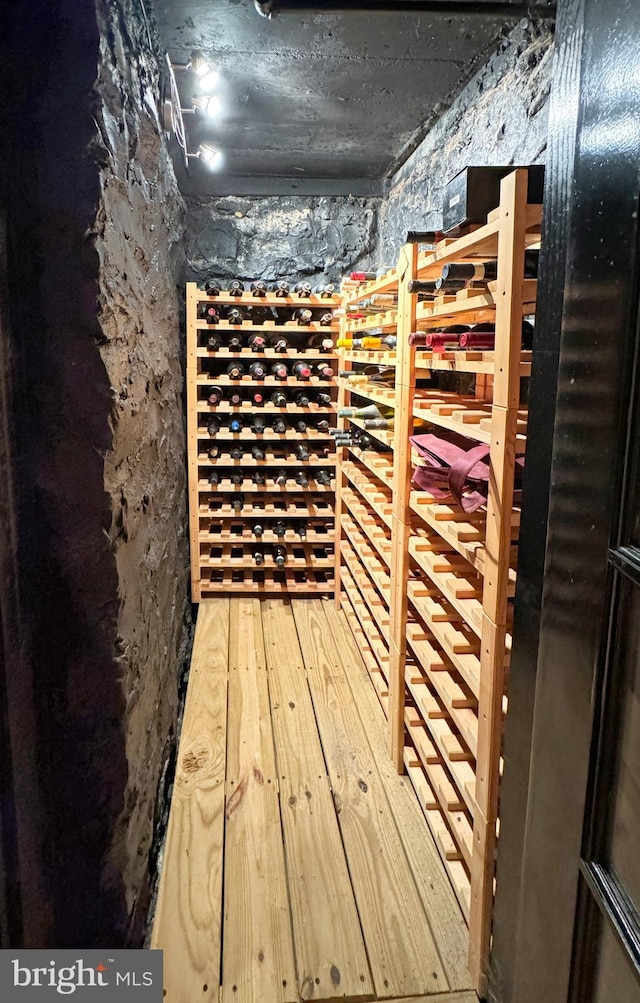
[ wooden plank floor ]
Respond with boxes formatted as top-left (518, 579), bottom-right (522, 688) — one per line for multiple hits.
top-left (152, 597), bottom-right (476, 1003)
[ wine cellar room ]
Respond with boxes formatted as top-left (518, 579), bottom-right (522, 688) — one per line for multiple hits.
top-left (3, 0), bottom-right (640, 1002)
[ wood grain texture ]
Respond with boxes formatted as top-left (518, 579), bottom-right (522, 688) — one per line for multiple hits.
top-left (151, 599), bottom-right (229, 1003)
top-left (323, 599), bottom-right (472, 994)
top-left (292, 598), bottom-right (449, 999)
top-left (223, 599), bottom-right (297, 1003)
top-left (262, 599), bottom-right (374, 1001)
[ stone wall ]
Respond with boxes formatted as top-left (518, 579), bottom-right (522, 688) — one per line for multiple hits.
top-left (0, 0), bottom-right (189, 947)
top-left (375, 18), bottom-right (554, 264)
top-left (185, 194), bottom-right (380, 286)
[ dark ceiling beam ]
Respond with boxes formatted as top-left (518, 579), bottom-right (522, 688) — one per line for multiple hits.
top-left (176, 171), bottom-right (387, 198)
top-left (254, 1), bottom-right (556, 17)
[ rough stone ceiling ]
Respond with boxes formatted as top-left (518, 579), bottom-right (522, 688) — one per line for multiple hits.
top-left (153, 0), bottom-right (549, 195)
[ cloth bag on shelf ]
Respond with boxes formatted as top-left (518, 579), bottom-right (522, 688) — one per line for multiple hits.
top-left (409, 431), bottom-right (524, 514)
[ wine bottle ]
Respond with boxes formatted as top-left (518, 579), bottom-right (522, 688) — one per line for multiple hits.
top-left (315, 418), bottom-right (330, 432)
top-left (253, 523), bottom-right (264, 538)
top-left (338, 403), bottom-right (385, 420)
top-left (228, 279), bottom-right (244, 297)
top-left (248, 333), bottom-right (267, 352)
top-left (227, 334), bottom-right (243, 351)
top-left (231, 494), bottom-right (245, 512)
top-left (208, 470), bottom-right (220, 485)
top-left (226, 361), bottom-right (244, 379)
top-left (206, 333), bottom-right (221, 350)
top-left (270, 389), bottom-right (287, 407)
top-left (274, 544), bottom-right (287, 568)
top-left (249, 361), bottom-right (266, 380)
top-left (253, 550), bottom-right (265, 566)
top-left (292, 362), bottom-right (311, 380)
top-left (269, 334), bottom-right (289, 352)
top-left (293, 280), bottom-right (312, 297)
top-left (363, 418), bottom-right (392, 430)
top-left (315, 469), bottom-right (332, 486)
top-left (295, 391), bottom-right (310, 408)
top-left (296, 523), bottom-right (307, 539)
top-left (225, 306), bottom-right (247, 325)
top-left (407, 279), bottom-right (439, 295)
top-left (361, 335), bottom-right (397, 350)
top-left (292, 307), bottom-right (313, 325)
top-left (251, 445), bottom-right (265, 461)
top-left (350, 271), bottom-right (376, 281)
top-left (207, 418), bottom-right (220, 436)
top-left (274, 521), bottom-right (286, 538)
top-left (230, 471), bottom-right (243, 485)
top-left (408, 325), bottom-right (469, 347)
top-left (229, 417), bottom-right (243, 433)
top-left (405, 229), bottom-right (444, 245)
top-left (274, 470), bottom-right (288, 486)
top-left (251, 391), bottom-right (264, 407)
top-left (441, 260), bottom-right (498, 284)
top-left (315, 392), bottom-right (332, 407)
top-left (318, 312), bottom-right (334, 326)
top-left (294, 443), bottom-right (310, 461)
top-left (250, 279), bottom-right (268, 297)
top-left (272, 417), bottom-right (287, 433)
top-left (294, 470), bottom-right (309, 487)
top-left (313, 282), bottom-right (336, 297)
top-left (272, 280), bottom-right (290, 298)
top-left (200, 304), bottom-right (220, 324)
top-left (271, 361), bottom-right (289, 381)
top-left (204, 278), bottom-right (221, 296)
top-left (314, 363), bottom-right (334, 379)
top-left (230, 446), bottom-right (244, 460)
top-left (207, 386), bottom-right (224, 405)
top-left (425, 331), bottom-right (460, 351)
top-left (294, 418), bottom-right (308, 432)
top-left (252, 471), bottom-right (266, 485)
top-left (252, 417), bottom-right (266, 434)
top-left (229, 391), bottom-right (242, 406)
top-left (307, 333), bottom-right (334, 352)
top-left (458, 330), bottom-right (496, 350)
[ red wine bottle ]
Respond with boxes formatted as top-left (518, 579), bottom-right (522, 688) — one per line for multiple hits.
top-left (294, 443), bottom-right (310, 461)
top-left (295, 391), bottom-right (310, 408)
top-left (208, 444), bottom-right (220, 459)
top-left (230, 471), bottom-right (243, 485)
top-left (294, 470), bottom-right (309, 487)
top-left (273, 280), bottom-right (290, 298)
top-left (315, 392), bottom-right (332, 407)
top-left (272, 416), bottom-right (287, 433)
top-left (208, 470), bottom-right (220, 485)
top-left (274, 544), bottom-right (287, 567)
top-left (293, 362), bottom-right (311, 380)
top-left (250, 279), bottom-right (268, 297)
top-left (441, 260), bottom-right (498, 284)
top-left (228, 279), bottom-right (244, 297)
top-left (271, 362), bottom-right (289, 380)
top-left (207, 386), bottom-right (224, 405)
top-left (274, 521), bottom-right (286, 538)
top-left (274, 470), bottom-right (288, 486)
top-left (207, 418), bottom-right (220, 436)
top-left (248, 333), bottom-right (267, 352)
top-left (318, 312), bottom-right (334, 326)
top-left (200, 304), bottom-right (220, 324)
top-left (315, 469), bottom-right (332, 486)
top-left (206, 333), bottom-right (221, 350)
top-left (314, 362), bottom-right (334, 380)
top-left (307, 333), bottom-right (334, 352)
top-left (253, 550), bottom-right (265, 566)
top-left (252, 417), bottom-right (266, 434)
top-left (270, 390), bottom-right (287, 407)
top-left (249, 361), bottom-right (266, 380)
top-left (313, 282), bottom-right (336, 298)
top-left (407, 279), bottom-right (438, 295)
top-left (204, 278), bottom-right (221, 296)
top-left (253, 523), bottom-right (264, 538)
top-left (229, 391), bottom-right (242, 406)
top-left (295, 418), bottom-right (308, 432)
top-left (230, 446), bottom-right (244, 460)
top-left (226, 361), bottom-right (244, 379)
top-left (251, 445), bottom-right (265, 461)
top-left (227, 334), bottom-right (243, 351)
top-left (296, 523), bottom-right (307, 539)
top-left (231, 494), bottom-right (245, 512)
top-left (293, 280), bottom-right (312, 297)
top-left (350, 271), bottom-right (376, 281)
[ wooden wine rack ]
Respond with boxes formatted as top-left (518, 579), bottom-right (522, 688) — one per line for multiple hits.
top-left (334, 169), bottom-right (542, 995)
top-left (186, 285), bottom-right (340, 599)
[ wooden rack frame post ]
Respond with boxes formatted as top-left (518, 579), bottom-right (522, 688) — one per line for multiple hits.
top-left (389, 243), bottom-right (418, 771)
top-left (186, 282), bottom-right (202, 603)
top-left (468, 169), bottom-right (529, 990)
top-left (333, 308), bottom-right (350, 609)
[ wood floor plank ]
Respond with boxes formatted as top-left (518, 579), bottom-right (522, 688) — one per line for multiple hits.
top-left (223, 599), bottom-right (297, 1003)
top-left (262, 599), bottom-right (374, 1001)
top-left (151, 599), bottom-right (230, 1003)
top-left (292, 598), bottom-right (448, 1000)
top-left (324, 597), bottom-right (473, 993)
top-left (370, 993), bottom-right (476, 1003)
